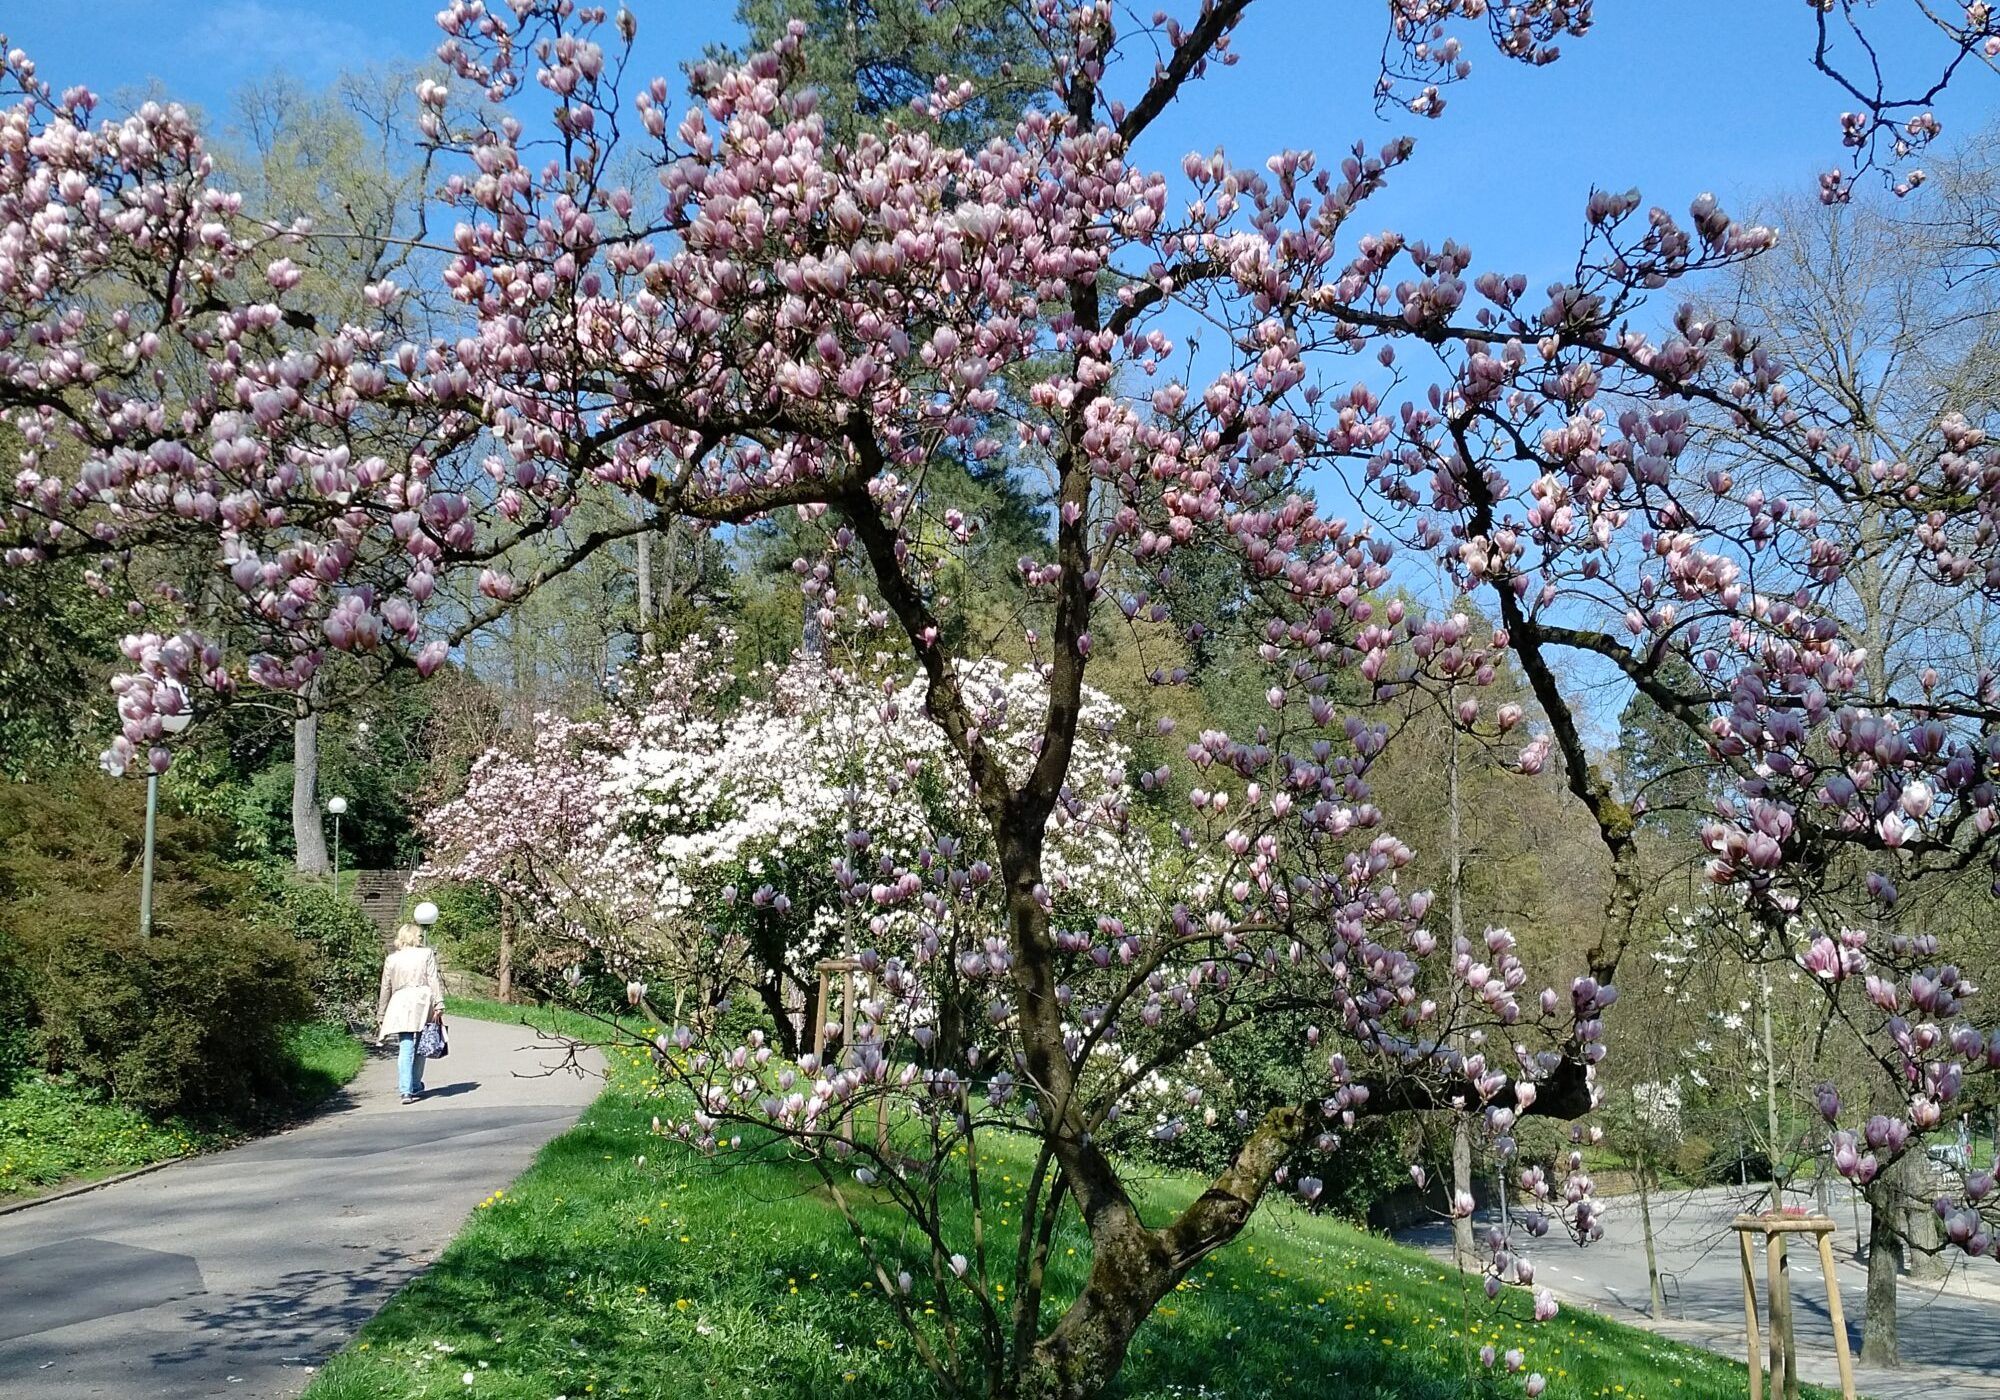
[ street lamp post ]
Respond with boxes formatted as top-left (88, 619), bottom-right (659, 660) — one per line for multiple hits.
top-left (139, 699), bottom-right (194, 938)
top-left (327, 795), bottom-right (349, 890)
top-left (413, 900), bottom-right (439, 931)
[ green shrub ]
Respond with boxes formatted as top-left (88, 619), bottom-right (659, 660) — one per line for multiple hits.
top-left (0, 768), bottom-right (253, 935)
top-left (1673, 1134), bottom-right (1715, 1182)
top-left (256, 872), bottom-right (381, 1027)
top-left (0, 929), bottom-right (32, 1095)
top-left (229, 761), bottom-right (298, 862)
top-left (0, 771), bottom-right (316, 1116)
top-left (430, 880), bottom-right (502, 979)
top-left (23, 919), bottom-right (314, 1116)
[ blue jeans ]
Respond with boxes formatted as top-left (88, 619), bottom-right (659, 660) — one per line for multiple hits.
top-left (397, 1031), bottom-right (425, 1096)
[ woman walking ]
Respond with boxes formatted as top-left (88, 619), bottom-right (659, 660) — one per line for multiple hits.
top-left (377, 922), bottom-right (447, 1103)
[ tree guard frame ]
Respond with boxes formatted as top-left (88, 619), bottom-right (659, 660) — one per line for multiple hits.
top-left (1730, 1213), bottom-right (1856, 1400)
top-left (813, 956), bottom-right (890, 1153)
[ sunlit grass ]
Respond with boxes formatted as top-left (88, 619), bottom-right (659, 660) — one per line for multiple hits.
top-left (445, 993), bottom-right (646, 1050)
top-left (302, 1033), bottom-right (1837, 1400)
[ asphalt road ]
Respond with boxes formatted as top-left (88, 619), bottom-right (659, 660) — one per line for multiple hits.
top-left (1399, 1180), bottom-right (2000, 1399)
top-left (0, 1017), bottom-right (603, 1399)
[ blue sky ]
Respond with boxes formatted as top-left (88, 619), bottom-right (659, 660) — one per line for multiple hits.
top-left (7, 1), bottom-right (1994, 293)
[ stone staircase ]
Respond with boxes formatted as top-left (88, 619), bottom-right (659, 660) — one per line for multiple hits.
top-left (348, 868), bottom-right (416, 948)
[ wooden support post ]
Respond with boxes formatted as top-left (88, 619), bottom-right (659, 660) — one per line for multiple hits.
top-left (812, 971), bottom-right (832, 1064)
top-left (1739, 1229), bottom-right (1764, 1400)
top-left (813, 957), bottom-right (903, 1161)
top-left (1816, 1230), bottom-right (1858, 1400)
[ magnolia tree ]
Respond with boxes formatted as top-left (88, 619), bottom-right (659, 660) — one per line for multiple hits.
top-left (417, 632), bottom-right (738, 1001)
top-left (6, 0), bottom-right (2000, 1394)
top-left (427, 635), bottom-right (1161, 1055)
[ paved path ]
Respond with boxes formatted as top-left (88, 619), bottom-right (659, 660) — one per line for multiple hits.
top-left (0, 1017), bottom-right (603, 1399)
top-left (1399, 1182), bottom-right (2000, 1399)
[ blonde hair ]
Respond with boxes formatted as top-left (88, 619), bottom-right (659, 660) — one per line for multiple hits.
top-left (394, 923), bottom-right (425, 949)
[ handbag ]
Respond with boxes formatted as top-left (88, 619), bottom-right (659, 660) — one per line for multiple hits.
top-left (417, 1016), bottom-right (449, 1060)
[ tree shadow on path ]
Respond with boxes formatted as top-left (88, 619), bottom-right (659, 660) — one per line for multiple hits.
top-left (148, 1246), bottom-right (420, 1377)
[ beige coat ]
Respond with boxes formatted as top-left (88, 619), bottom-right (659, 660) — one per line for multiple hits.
top-left (376, 946), bottom-right (445, 1041)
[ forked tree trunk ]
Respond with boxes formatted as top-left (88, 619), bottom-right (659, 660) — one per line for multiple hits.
top-left (1020, 1214), bottom-right (1181, 1400)
top-left (292, 706), bottom-right (329, 874)
top-left (1018, 1105), bottom-right (1303, 1400)
top-left (756, 976), bottom-right (801, 1061)
top-left (996, 821), bottom-right (1302, 1400)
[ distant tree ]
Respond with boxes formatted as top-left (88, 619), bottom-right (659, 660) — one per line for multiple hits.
top-left (219, 68), bottom-right (440, 873)
top-left (0, 554), bottom-right (129, 778)
top-left (726, 0), bottom-right (1049, 147)
top-left (1614, 652), bottom-right (1715, 839)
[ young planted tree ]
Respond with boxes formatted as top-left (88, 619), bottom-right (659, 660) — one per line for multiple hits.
top-left (5, 3), bottom-right (2000, 1396)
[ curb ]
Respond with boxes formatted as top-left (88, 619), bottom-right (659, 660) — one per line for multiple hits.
top-left (0, 1154), bottom-right (189, 1217)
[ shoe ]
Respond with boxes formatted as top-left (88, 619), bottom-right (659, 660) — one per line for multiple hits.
top-left (401, 1094), bottom-right (417, 1104)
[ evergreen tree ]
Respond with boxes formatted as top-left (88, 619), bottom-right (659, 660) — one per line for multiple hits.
top-left (1614, 652), bottom-right (1715, 837)
top-left (725, 0), bottom-right (1049, 147)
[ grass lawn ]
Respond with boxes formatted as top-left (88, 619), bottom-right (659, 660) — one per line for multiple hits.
top-left (0, 1020), bottom-right (366, 1197)
top-left (303, 1018), bottom-right (1834, 1400)
top-left (445, 994), bottom-right (647, 1048)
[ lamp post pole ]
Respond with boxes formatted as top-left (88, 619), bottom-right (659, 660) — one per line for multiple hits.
top-left (139, 769), bottom-right (162, 937)
top-left (328, 795), bottom-right (349, 891)
top-left (139, 697), bottom-right (194, 938)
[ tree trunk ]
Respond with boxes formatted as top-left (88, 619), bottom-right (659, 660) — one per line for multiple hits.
top-left (1762, 970), bottom-right (1784, 1215)
top-left (1446, 715), bottom-right (1476, 1270)
top-left (497, 891), bottom-right (515, 1002)
top-left (1451, 1118), bottom-right (1476, 1269)
top-left (1638, 1158), bottom-right (1665, 1318)
top-left (636, 529), bottom-right (656, 657)
top-left (748, 916), bottom-right (802, 1060)
top-left (1768, 1231), bottom-right (1799, 1400)
top-left (1019, 1228), bottom-right (1178, 1400)
top-left (996, 801), bottom-right (1303, 1400)
top-left (756, 975), bottom-right (801, 1061)
top-left (660, 517), bottom-right (682, 619)
top-left (292, 707), bottom-right (329, 874)
top-left (1860, 1175), bottom-right (1901, 1365)
top-left (1900, 1160), bottom-right (1945, 1281)
top-left (1756, 969), bottom-right (1801, 1397)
